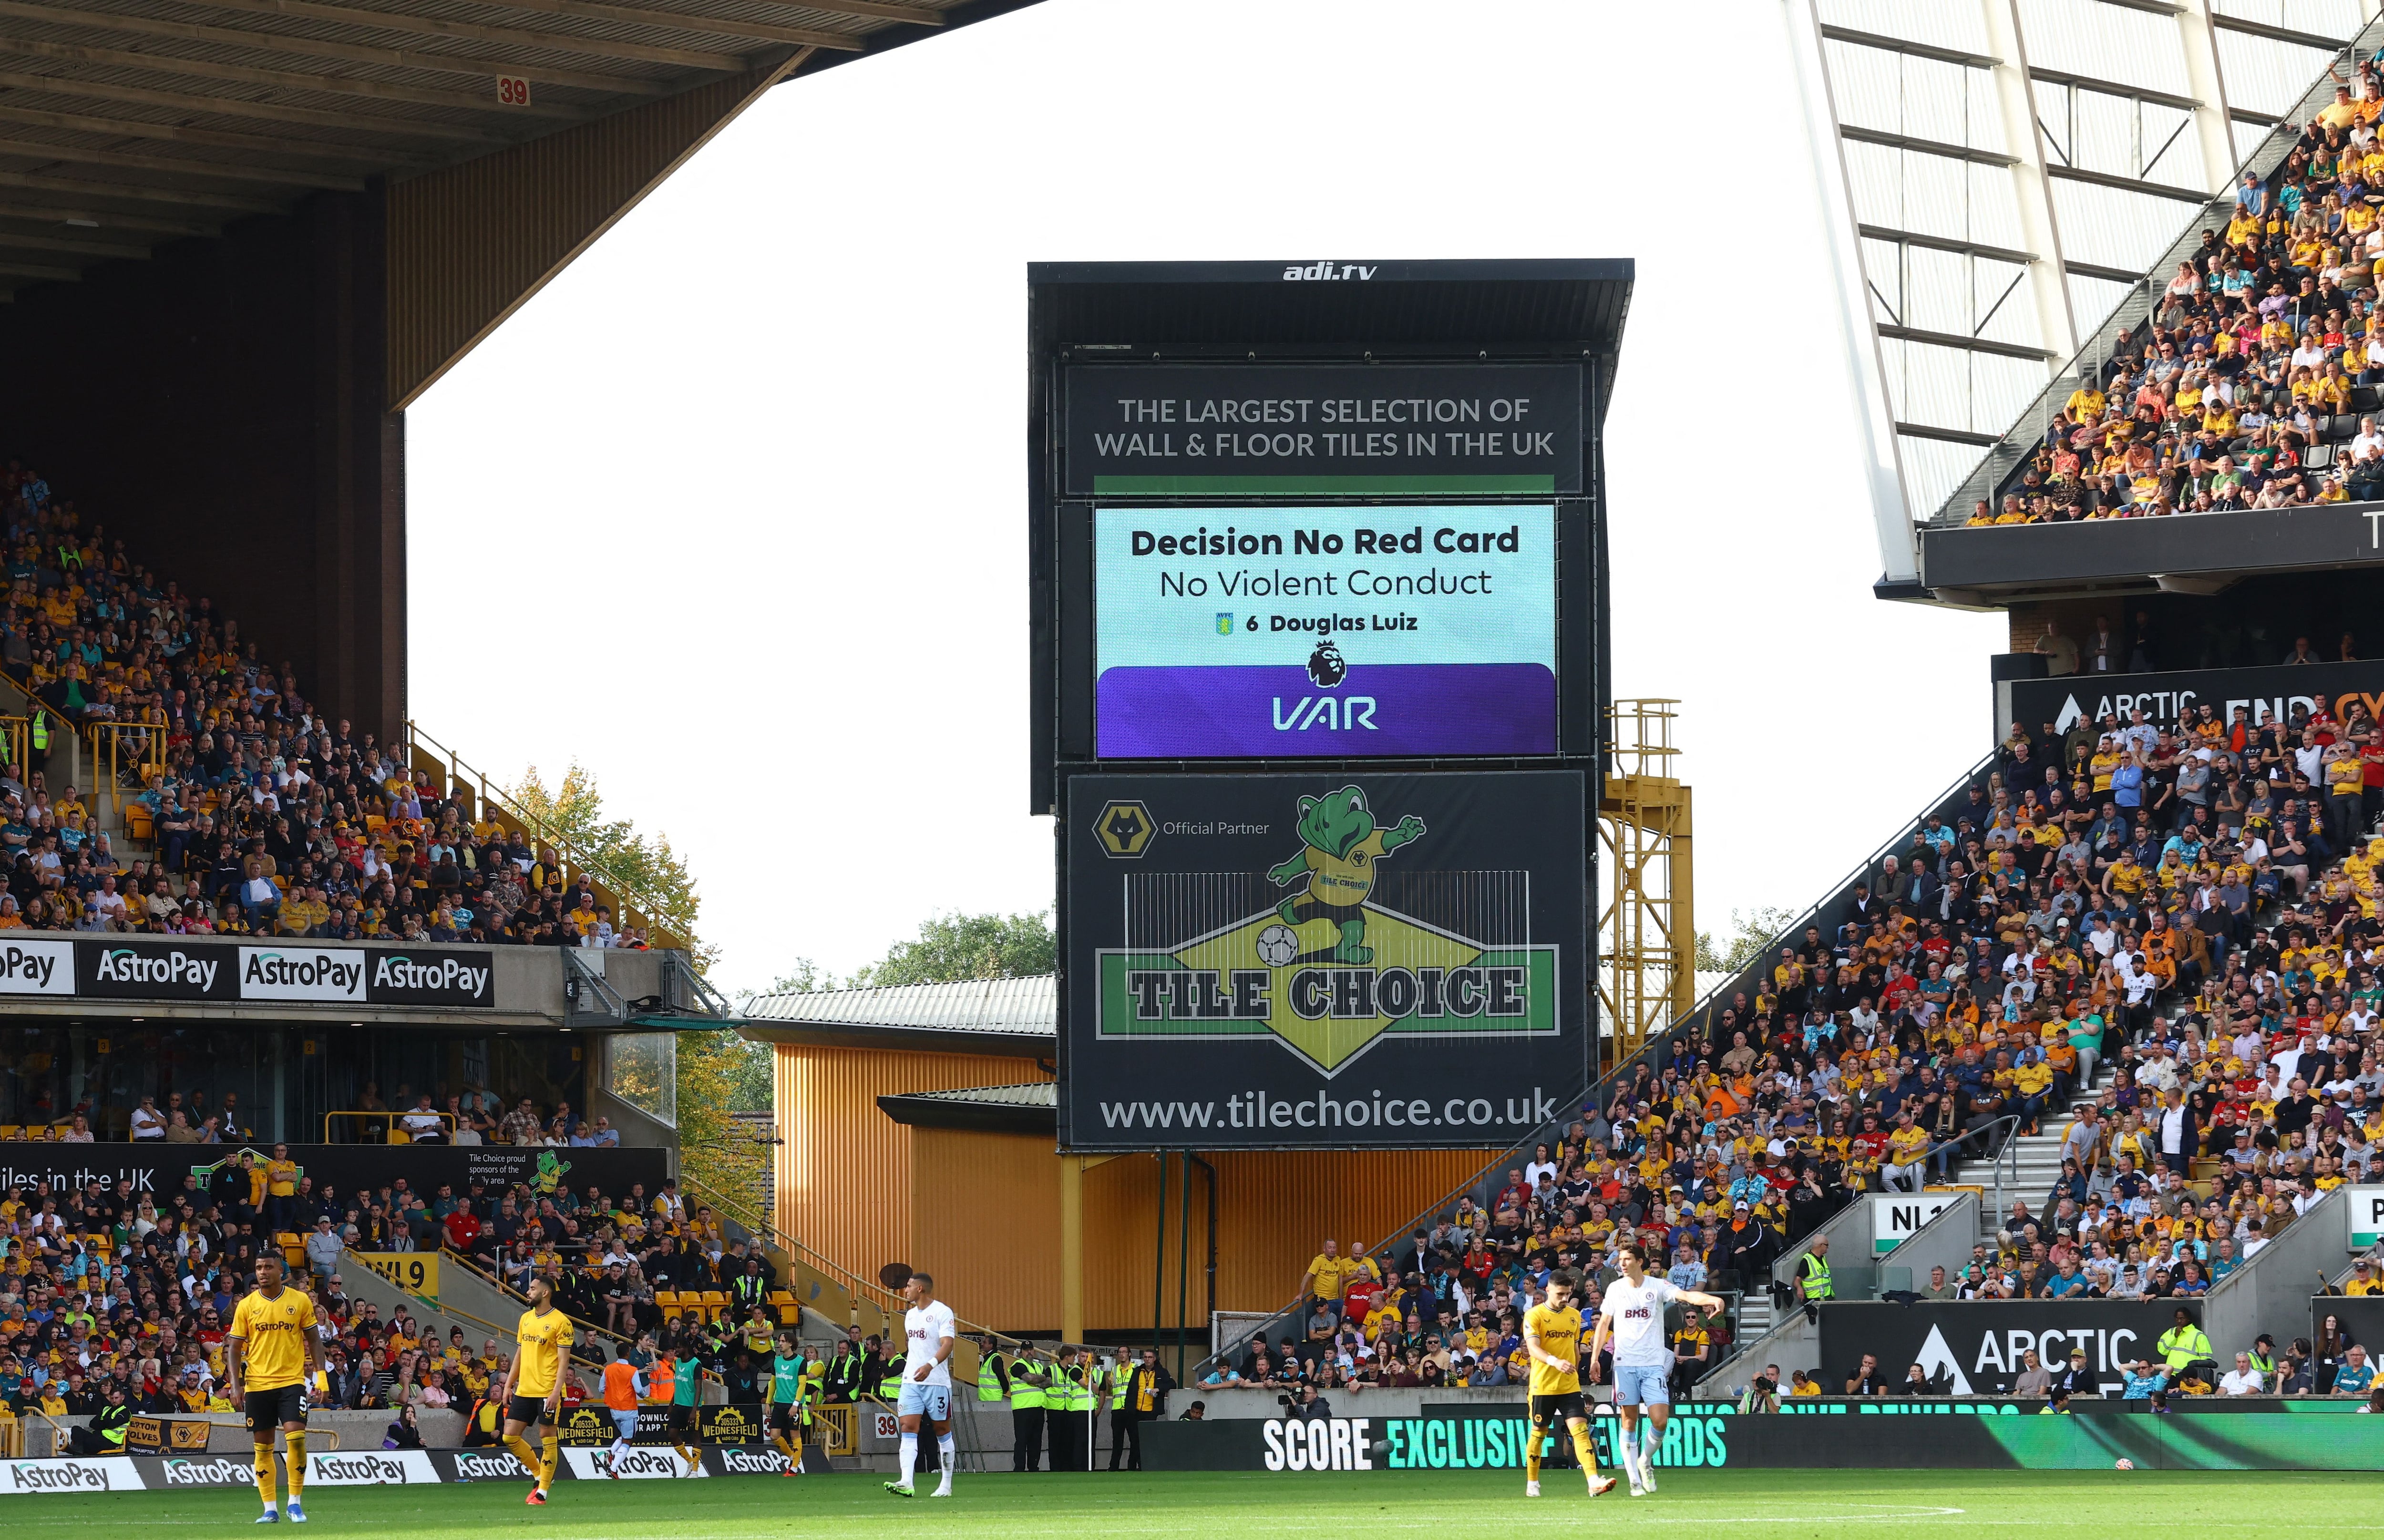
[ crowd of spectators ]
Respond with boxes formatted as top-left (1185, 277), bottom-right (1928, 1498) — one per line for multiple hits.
top-left (1972, 61), bottom-right (2384, 524)
top-left (1233, 677), bottom-right (2384, 1396)
top-left (0, 1150), bottom-right (801, 1427)
top-left (0, 460), bottom-right (648, 947)
top-left (0, 1081), bottom-right (618, 1148)
top-left (1203, 1224), bottom-right (1731, 1399)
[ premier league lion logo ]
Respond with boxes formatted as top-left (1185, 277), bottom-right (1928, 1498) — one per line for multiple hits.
top-left (1305, 635), bottom-right (1347, 688)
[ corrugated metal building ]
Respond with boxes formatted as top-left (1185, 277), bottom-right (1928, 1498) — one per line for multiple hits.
top-left (740, 977), bottom-right (1496, 1340)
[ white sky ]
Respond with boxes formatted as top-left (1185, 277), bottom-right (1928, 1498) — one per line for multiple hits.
top-left (407, 0), bottom-right (2006, 998)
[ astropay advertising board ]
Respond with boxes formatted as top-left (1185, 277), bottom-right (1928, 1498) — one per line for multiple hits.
top-left (1061, 770), bottom-right (1587, 1150)
top-left (1094, 505), bottom-right (1556, 757)
top-left (0, 938), bottom-right (494, 1006)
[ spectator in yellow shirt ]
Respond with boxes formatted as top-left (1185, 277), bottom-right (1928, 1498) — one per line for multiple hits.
top-left (1302, 1239), bottom-right (1350, 1323)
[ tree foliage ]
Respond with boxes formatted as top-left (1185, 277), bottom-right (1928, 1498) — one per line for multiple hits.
top-left (765, 959), bottom-right (841, 996)
top-left (675, 1029), bottom-right (774, 1216)
top-left (1693, 904), bottom-right (1800, 974)
top-left (849, 910), bottom-right (1054, 988)
top-left (509, 761), bottom-right (710, 967)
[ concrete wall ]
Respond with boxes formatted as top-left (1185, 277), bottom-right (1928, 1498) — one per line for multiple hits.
top-left (2207, 1187), bottom-right (2348, 1357)
top-left (334, 1245), bottom-right (521, 1359)
top-left (1768, 1196), bottom-right (1884, 1300)
top-left (1878, 1193), bottom-right (1984, 1297)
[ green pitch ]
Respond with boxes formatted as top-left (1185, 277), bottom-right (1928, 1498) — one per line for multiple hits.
top-left (20, 1468), bottom-right (2353, 1536)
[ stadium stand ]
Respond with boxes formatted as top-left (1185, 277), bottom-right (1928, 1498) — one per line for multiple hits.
top-left (0, 1150), bottom-right (818, 1423)
top-left (0, 457), bottom-right (657, 950)
top-left (1965, 52), bottom-right (2384, 525)
top-left (1197, 706), bottom-right (2384, 1397)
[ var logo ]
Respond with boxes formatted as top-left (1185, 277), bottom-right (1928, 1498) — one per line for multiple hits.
top-left (1273, 697), bottom-right (1378, 731)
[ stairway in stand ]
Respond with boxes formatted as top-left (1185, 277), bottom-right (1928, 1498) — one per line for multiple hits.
top-left (1976, 1066), bottom-right (2110, 1248)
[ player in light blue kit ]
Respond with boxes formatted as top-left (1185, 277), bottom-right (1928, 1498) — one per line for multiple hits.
top-left (884, 1272), bottom-right (957, 1499)
top-left (1588, 1241), bottom-right (1726, 1497)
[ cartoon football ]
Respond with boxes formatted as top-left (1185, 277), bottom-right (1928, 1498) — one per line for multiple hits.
top-left (1256, 924), bottom-right (1301, 966)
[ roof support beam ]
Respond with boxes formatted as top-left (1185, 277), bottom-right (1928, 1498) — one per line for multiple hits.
top-left (1789, 0), bottom-right (1920, 585)
top-left (0, 200), bottom-right (217, 236)
top-left (1980, 0), bottom-right (2081, 364)
top-left (2209, 11), bottom-right (2349, 52)
top-left (1896, 421), bottom-right (2003, 447)
top-left (0, 167), bottom-right (279, 215)
top-left (1857, 222), bottom-right (2037, 267)
top-left (2027, 65), bottom-right (2200, 113)
top-left (1877, 322), bottom-right (2059, 361)
top-left (1815, 23), bottom-right (1996, 69)
top-left (0, 102), bottom-right (430, 169)
top-left (0, 138), bottom-right (363, 192)
top-left (476, 0), bottom-right (883, 49)
top-left (2044, 162), bottom-right (2219, 203)
top-left (671, 0), bottom-right (941, 21)
top-left (183, 0), bottom-right (774, 70)
top-left (0, 62), bottom-right (511, 146)
top-left (0, 226), bottom-right (150, 259)
top-left (0, 38), bottom-right (588, 121)
top-left (2175, 0), bottom-right (2238, 198)
top-left (0, 257), bottom-right (76, 282)
top-left (1839, 124), bottom-right (2018, 167)
top-left (0, 3), bottom-right (680, 95)
top-left (2065, 257), bottom-right (2148, 284)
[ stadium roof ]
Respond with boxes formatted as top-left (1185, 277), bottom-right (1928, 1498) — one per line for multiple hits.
top-left (739, 973), bottom-right (1055, 1055)
top-left (875, 1079), bottom-right (1055, 1134)
top-left (0, 0), bottom-right (1031, 300)
top-left (1783, 0), bottom-right (2382, 597)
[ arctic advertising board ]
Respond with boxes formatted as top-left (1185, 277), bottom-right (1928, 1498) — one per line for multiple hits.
top-left (1061, 770), bottom-right (1588, 1150)
top-left (1093, 505), bottom-right (1557, 758)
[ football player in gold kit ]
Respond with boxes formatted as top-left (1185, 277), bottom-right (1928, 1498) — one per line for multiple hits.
top-left (1520, 1269), bottom-right (1616, 1498)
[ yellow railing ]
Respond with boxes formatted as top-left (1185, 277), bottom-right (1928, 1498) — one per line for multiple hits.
top-left (405, 720), bottom-right (691, 953)
top-left (322, 1109), bottom-right (459, 1144)
top-left (86, 719), bottom-right (168, 821)
top-left (675, 1176), bottom-right (1062, 1383)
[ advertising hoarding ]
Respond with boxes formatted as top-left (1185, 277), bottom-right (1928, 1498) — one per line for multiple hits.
top-left (0, 939), bottom-right (493, 1006)
top-left (1818, 1301), bottom-right (2193, 1396)
top-left (1061, 770), bottom-right (1587, 1150)
top-left (1094, 504), bottom-right (1556, 757)
top-left (2003, 658), bottom-right (2384, 742)
top-left (1140, 1400), bottom-right (2381, 1473)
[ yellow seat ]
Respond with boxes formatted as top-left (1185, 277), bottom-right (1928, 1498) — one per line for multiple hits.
top-left (389, 1129), bottom-right (411, 1145)
top-left (699, 1289), bottom-right (727, 1321)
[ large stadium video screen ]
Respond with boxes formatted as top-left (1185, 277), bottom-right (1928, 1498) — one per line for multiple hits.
top-left (1093, 505), bottom-right (1556, 758)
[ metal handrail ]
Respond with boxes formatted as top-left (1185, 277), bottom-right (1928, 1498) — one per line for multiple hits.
top-left (84, 718), bottom-right (166, 817)
top-left (404, 719), bottom-right (693, 953)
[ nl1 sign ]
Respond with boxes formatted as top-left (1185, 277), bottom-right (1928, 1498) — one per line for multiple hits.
top-left (1870, 1192), bottom-right (1962, 1255)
